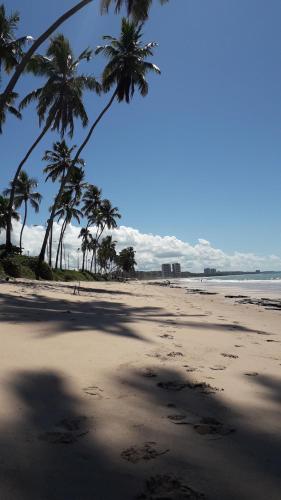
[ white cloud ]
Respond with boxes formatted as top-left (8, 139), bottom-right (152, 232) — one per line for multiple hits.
top-left (1, 221), bottom-right (281, 272)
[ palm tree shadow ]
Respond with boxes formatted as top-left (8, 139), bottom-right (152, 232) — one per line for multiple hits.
top-left (0, 370), bottom-right (145, 500)
top-left (115, 366), bottom-right (281, 500)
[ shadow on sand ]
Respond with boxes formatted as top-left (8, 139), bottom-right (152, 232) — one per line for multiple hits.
top-left (0, 367), bottom-right (280, 499)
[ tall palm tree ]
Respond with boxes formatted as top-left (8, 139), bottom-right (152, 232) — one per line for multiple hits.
top-left (79, 227), bottom-right (91, 271)
top-left (97, 235), bottom-right (117, 274)
top-left (0, 0), bottom-right (167, 123)
top-left (0, 4), bottom-right (31, 79)
top-left (54, 193), bottom-right (83, 269)
top-left (43, 140), bottom-right (84, 267)
top-left (5, 34), bottom-right (100, 253)
top-left (82, 184), bottom-right (102, 221)
top-left (89, 199), bottom-right (121, 273)
top-left (3, 171), bottom-right (42, 254)
top-left (101, 0), bottom-right (168, 21)
top-left (0, 195), bottom-right (19, 233)
top-left (39, 18), bottom-right (160, 265)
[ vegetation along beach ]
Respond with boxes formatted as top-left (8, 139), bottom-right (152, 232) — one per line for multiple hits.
top-left (0, 0), bottom-right (281, 499)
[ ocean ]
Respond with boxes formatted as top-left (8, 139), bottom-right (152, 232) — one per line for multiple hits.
top-left (172, 272), bottom-right (281, 297)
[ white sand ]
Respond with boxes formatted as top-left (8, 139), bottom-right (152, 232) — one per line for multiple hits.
top-left (0, 278), bottom-right (280, 499)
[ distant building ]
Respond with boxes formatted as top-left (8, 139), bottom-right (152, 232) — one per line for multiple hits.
top-left (172, 263), bottom-right (181, 277)
top-left (162, 263), bottom-right (172, 278)
top-left (204, 268), bottom-right (217, 276)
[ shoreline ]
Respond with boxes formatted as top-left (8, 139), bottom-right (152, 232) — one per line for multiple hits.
top-left (0, 279), bottom-right (280, 499)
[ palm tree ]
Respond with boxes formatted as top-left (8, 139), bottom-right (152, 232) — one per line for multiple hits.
top-left (89, 199), bottom-right (121, 273)
top-left (5, 34), bottom-right (100, 253)
top-left (82, 184), bottom-right (102, 221)
top-left (38, 18), bottom-right (160, 266)
top-left (43, 140), bottom-right (84, 267)
top-left (3, 171), bottom-right (42, 253)
top-left (97, 235), bottom-right (117, 274)
top-left (0, 4), bottom-right (31, 79)
top-left (0, 0), bottom-right (167, 123)
top-left (101, 0), bottom-right (168, 21)
top-left (0, 195), bottom-right (19, 233)
top-left (79, 227), bottom-right (91, 271)
top-left (54, 193), bottom-right (83, 269)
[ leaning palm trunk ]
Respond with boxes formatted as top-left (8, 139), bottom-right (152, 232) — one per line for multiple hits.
top-left (1, 0), bottom-right (92, 107)
top-left (19, 199), bottom-right (28, 254)
top-left (55, 219), bottom-right (67, 269)
top-left (60, 221), bottom-right (69, 270)
top-left (48, 220), bottom-right (53, 267)
top-left (6, 122), bottom-right (50, 252)
top-left (38, 89), bottom-right (118, 266)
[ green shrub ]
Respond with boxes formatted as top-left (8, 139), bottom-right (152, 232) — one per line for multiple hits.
top-left (2, 258), bottom-right (22, 278)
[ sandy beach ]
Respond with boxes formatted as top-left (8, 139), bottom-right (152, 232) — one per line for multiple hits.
top-left (0, 278), bottom-right (280, 499)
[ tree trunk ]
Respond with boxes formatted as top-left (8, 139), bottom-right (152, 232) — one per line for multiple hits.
top-left (82, 251), bottom-right (86, 272)
top-left (1, 0), bottom-right (92, 106)
top-left (6, 122), bottom-right (50, 252)
top-left (38, 89), bottom-right (118, 267)
top-left (19, 199), bottom-right (27, 254)
top-left (55, 219), bottom-right (66, 269)
top-left (48, 220), bottom-right (53, 267)
top-left (37, 175), bottom-right (68, 273)
top-left (60, 221), bottom-right (68, 270)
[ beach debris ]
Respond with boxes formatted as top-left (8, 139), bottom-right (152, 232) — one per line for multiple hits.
top-left (121, 442), bottom-right (169, 464)
top-left (136, 474), bottom-right (205, 499)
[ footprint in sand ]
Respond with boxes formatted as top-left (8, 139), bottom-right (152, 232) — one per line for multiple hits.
top-left (167, 414), bottom-right (187, 423)
top-left (157, 380), bottom-right (223, 394)
top-left (193, 417), bottom-right (235, 436)
top-left (167, 351), bottom-right (184, 358)
top-left (121, 442), bottom-right (169, 464)
top-left (210, 365), bottom-right (226, 371)
top-left (245, 372), bottom-right (258, 377)
top-left (137, 474), bottom-right (205, 499)
top-left (183, 365), bottom-right (198, 373)
top-left (159, 334), bottom-right (174, 340)
top-left (142, 368), bottom-right (157, 378)
top-left (266, 339), bottom-right (280, 343)
top-left (166, 414), bottom-right (235, 437)
top-left (83, 386), bottom-right (104, 398)
top-left (221, 353), bottom-right (239, 359)
top-left (39, 415), bottom-right (90, 444)
top-left (146, 352), bottom-right (167, 361)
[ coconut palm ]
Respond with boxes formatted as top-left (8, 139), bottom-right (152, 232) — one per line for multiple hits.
top-left (0, 4), bottom-right (31, 78)
top-left (101, 0), bottom-right (168, 21)
top-left (38, 18), bottom-right (160, 267)
top-left (43, 140), bottom-right (84, 267)
top-left (97, 235), bottom-right (117, 274)
top-left (1, 0), bottom-right (167, 122)
top-left (5, 34), bottom-right (100, 253)
top-left (0, 195), bottom-right (19, 233)
top-left (3, 171), bottom-right (42, 253)
top-left (54, 193), bottom-right (83, 269)
top-left (82, 184), bottom-right (102, 221)
top-left (43, 141), bottom-right (84, 183)
top-left (79, 227), bottom-right (91, 271)
top-left (89, 199), bottom-right (121, 273)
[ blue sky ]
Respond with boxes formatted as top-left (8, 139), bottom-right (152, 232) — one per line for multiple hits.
top-left (1, 0), bottom-right (281, 265)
